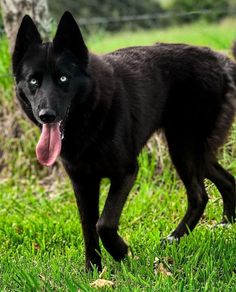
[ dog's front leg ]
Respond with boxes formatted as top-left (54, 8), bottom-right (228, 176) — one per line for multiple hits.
top-left (65, 167), bottom-right (101, 271)
top-left (96, 164), bottom-right (138, 261)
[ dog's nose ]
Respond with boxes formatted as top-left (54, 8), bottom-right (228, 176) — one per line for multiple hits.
top-left (39, 109), bottom-right (56, 123)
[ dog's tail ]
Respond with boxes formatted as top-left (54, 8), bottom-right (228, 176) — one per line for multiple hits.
top-left (207, 44), bottom-right (236, 153)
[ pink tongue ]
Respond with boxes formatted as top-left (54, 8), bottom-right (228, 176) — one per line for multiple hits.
top-left (36, 123), bottom-right (61, 166)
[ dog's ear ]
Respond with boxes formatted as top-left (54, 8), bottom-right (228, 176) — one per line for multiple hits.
top-left (12, 15), bottom-right (42, 73)
top-left (53, 11), bottom-right (88, 67)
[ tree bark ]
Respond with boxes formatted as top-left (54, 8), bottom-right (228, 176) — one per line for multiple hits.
top-left (0, 0), bottom-right (50, 51)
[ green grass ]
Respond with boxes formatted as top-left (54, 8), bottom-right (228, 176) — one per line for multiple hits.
top-left (87, 19), bottom-right (236, 53)
top-left (0, 20), bottom-right (236, 291)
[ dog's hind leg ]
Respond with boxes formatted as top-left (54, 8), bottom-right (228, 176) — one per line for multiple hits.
top-left (64, 166), bottom-right (102, 271)
top-left (206, 161), bottom-right (236, 223)
top-left (165, 132), bottom-right (209, 240)
top-left (96, 163), bottom-right (138, 261)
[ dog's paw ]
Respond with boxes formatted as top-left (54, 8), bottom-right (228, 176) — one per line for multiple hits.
top-left (86, 257), bottom-right (102, 272)
top-left (86, 263), bottom-right (102, 272)
top-left (161, 235), bottom-right (180, 246)
top-left (213, 221), bottom-right (232, 229)
top-left (111, 239), bottom-right (129, 261)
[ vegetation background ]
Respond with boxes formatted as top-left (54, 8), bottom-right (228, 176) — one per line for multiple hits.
top-left (0, 0), bottom-right (235, 290)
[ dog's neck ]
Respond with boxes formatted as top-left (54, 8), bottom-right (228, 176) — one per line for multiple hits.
top-left (75, 52), bottom-right (115, 116)
top-left (61, 53), bottom-right (116, 153)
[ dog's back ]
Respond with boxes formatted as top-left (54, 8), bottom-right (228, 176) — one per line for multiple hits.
top-left (90, 43), bottom-right (236, 156)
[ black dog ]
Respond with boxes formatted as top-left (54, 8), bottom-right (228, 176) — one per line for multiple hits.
top-left (13, 11), bottom-right (236, 271)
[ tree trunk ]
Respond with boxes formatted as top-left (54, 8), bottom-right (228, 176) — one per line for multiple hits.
top-left (0, 0), bottom-right (50, 51)
top-left (0, 0), bottom-right (51, 178)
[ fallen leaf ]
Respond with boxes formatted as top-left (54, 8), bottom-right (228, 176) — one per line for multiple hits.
top-left (90, 279), bottom-right (114, 289)
top-left (159, 263), bottom-right (173, 277)
top-left (154, 257), bottom-right (173, 277)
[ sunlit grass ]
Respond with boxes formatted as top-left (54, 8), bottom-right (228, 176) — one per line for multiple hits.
top-left (87, 20), bottom-right (236, 53)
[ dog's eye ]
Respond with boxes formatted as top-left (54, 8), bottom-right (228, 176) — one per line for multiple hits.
top-left (59, 76), bottom-right (68, 83)
top-left (29, 78), bottom-right (38, 86)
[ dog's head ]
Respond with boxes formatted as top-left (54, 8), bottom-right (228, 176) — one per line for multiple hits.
top-left (13, 11), bottom-right (91, 166)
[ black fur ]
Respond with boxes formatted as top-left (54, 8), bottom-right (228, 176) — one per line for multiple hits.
top-left (13, 12), bottom-right (236, 271)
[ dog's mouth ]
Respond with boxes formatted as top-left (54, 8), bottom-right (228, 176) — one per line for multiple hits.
top-left (35, 107), bottom-right (69, 167)
top-left (36, 122), bottom-right (62, 167)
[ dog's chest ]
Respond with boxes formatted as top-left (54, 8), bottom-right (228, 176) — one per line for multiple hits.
top-left (60, 136), bottom-right (124, 177)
